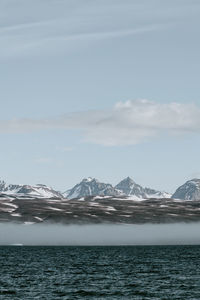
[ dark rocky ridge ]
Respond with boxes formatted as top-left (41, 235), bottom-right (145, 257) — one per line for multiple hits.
top-left (1, 194), bottom-right (200, 225)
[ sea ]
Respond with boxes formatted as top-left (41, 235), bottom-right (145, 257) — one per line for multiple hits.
top-left (0, 245), bottom-right (200, 299)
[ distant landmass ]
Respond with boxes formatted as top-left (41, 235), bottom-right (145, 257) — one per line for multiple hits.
top-left (0, 177), bottom-right (200, 225)
top-left (64, 177), bottom-right (171, 199)
top-left (1, 176), bottom-right (200, 201)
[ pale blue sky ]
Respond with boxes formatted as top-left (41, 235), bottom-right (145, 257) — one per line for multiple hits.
top-left (0, 0), bottom-right (200, 193)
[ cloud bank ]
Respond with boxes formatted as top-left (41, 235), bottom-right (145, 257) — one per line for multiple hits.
top-left (1, 223), bottom-right (200, 245)
top-left (0, 99), bottom-right (200, 146)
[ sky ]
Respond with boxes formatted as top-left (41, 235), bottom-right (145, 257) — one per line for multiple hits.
top-left (0, 0), bottom-right (200, 194)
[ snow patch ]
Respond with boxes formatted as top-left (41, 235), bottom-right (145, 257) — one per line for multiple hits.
top-left (11, 213), bottom-right (21, 217)
top-left (46, 206), bottom-right (64, 211)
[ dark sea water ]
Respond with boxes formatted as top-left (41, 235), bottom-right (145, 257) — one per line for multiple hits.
top-left (1, 245), bottom-right (200, 299)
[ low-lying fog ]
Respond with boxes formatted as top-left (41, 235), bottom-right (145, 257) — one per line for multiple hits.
top-left (1, 223), bottom-right (200, 246)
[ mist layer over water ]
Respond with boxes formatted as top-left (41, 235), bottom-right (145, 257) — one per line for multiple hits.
top-left (1, 223), bottom-right (200, 245)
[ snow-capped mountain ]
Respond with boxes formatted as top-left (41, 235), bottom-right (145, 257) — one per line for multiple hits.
top-left (172, 179), bottom-right (200, 200)
top-left (0, 181), bottom-right (63, 198)
top-left (115, 177), bottom-right (171, 199)
top-left (16, 184), bottom-right (63, 198)
top-left (2, 177), bottom-right (200, 225)
top-left (64, 177), bottom-right (122, 199)
top-left (64, 176), bottom-right (171, 199)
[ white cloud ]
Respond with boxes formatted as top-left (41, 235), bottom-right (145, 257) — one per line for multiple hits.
top-left (34, 157), bottom-right (53, 164)
top-left (79, 99), bottom-right (200, 146)
top-left (56, 146), bottom-right (73, 152)
top-left (0, 100), bottom-right (200, 146)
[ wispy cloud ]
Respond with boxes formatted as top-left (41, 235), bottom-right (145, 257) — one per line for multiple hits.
top-left (0, 24), bottom-right (160, 58)
top-left (0, 0), bottom-right (171, 58)
top-left (34, 157), bottom-right (53, 164)
top-left (0, 100), bottom-right (200, 146)
top-left (1, 0), bottom-right (199, 59)
top-left (56, 146), bottom-right (73, 152)
top-left (54, 25), bottom-right (159, 42)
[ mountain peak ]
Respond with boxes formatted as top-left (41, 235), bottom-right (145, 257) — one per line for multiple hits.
top-left (172, 178), bottom-right (200, 200)
top-left (122, 176), bottom-right (135, 184)
top-left (82, 177), bottom-right (97, 183)
top-left (64, 178), bottom-right (121, 199)
top-left (115, 177), bottom-right (137, 196)
top-left (115, 177), bottom-right (170, 199)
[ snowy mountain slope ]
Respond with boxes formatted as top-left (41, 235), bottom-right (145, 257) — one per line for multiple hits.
top-left (16, 184), bottom-right (63, 198)
top-left (0, 181), bottom-right (63, 199)
top-left (115, 177), bottom-right (171, 199)
top-left (172, 179), bottom-right (200, 200)
top-left (64, 176), bottom-right (171, 199)
top-left (64, 177), bottom-right (122, 199)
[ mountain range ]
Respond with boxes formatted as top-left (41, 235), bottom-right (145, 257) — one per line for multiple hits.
top-left (1, 177), bottom-right (200, 225)
top-left (0, 177), bottom-right (200, 201)
top-left (64, 177), bottom-right (171, 199)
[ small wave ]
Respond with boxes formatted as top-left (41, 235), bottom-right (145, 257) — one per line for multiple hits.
top-left (0, 290), bottom-right (16, 295)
